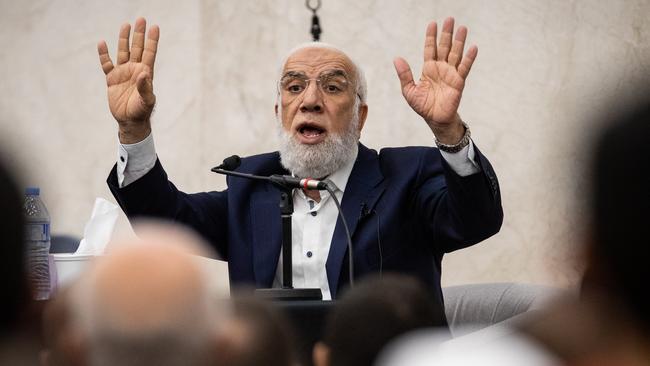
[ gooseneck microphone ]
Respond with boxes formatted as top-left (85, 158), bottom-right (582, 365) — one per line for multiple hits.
top-left (269, 175), bottom-right (330, 191)
top-left (210, 154), bottom-right (356, 290)
top-left (213, 155), bottom-right (241, 171)
top-left (211, 155), bottom-right (330, 191)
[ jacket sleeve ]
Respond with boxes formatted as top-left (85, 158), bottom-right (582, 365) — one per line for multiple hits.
top-left (412, 145), bottom-right (503, 253)
top-left (107, 159), bottom-right (230, 259)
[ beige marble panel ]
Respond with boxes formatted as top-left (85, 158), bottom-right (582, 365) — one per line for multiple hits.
top-left (1, 0), bottom-right (648, 288)
top-left (0, 0), bottom-right (203, 240)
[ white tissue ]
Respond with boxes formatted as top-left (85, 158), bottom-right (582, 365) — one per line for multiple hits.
top-left (75, 198), bottom-right (119, 255)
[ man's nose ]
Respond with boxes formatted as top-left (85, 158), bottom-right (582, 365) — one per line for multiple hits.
top-left (299, 81), bottom-right (323, 113)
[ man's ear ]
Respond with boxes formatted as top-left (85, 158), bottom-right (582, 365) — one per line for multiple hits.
top-left (357, 103), bottom-right (368, 133)
top-left (275, 104), bottom-right (279, 117)
top-left (313, 341), bottom-right (331, 366)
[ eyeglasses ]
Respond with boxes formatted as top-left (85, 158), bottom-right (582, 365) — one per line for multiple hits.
top-left (279, 70), bottom-right (355, 99)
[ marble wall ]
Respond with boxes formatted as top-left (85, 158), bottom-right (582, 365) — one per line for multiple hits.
top-left (1, 0), bottom-right (648, 288)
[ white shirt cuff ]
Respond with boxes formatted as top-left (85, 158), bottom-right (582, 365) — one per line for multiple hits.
top-left (116, 133), bottom-right (157, 188)
top-left (438, 139), bottom-right (480, 177)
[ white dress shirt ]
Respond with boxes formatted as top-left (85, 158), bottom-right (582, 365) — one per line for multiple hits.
top-left (270, 146), bottom-right (358, 300)
top-left (116, 134), bottom-right (480, 300)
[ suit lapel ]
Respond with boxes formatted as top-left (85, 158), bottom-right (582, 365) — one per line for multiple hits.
top-left (250, 186), bottom-right (283, 287)
top-left (326, 144), bottom-right (385, 298)
top-left (250, 154), bottom-right (286, 287)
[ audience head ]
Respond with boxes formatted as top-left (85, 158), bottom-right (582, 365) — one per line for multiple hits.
top-left (41, 285), bottom-right (83, 366)
top-left (314, 274), bottom-right (445, 366)
top-left (214, 294), bottom-right (295, 366)
top-left (69, 221), bottom-right (226, 366)
top-left (522, 99), bottom-right (650, 366)
top-left (0, 156), bottom-right (40, 364)
top-left (585, 101), bottom-right (650, 334)
top-left (0, 156), bottom-right (30, 336)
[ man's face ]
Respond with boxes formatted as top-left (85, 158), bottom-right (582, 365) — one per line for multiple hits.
top-left (278, 47), bottom-right (365, 145)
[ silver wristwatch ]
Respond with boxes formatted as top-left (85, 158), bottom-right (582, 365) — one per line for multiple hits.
top-left (435, 122), bottom-right (471, 153)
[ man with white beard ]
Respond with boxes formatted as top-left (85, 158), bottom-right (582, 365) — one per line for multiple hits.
top-left (101, 17), bottom-right (503, 309)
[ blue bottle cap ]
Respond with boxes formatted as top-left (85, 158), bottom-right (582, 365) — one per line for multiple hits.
top-left (25, 187), bottom-right (40, 195)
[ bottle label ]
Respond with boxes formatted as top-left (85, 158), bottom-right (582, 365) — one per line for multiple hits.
top-left (25, 223), bottom-right (50, 241)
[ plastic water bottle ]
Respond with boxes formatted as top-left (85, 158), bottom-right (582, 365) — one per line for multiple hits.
top-left (24, 187), bottom-right (51, 300)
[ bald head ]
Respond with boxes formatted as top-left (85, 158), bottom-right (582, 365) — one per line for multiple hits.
top-left (91, 243), bottom-right (207, 333)
top-left (277, 42), bottom-right (367, 104)
top-left (71, 222), bottom-right (223, 366)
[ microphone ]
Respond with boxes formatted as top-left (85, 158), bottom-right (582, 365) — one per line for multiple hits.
top-left (211, 155), bottom-right (329, 191)
top-left (210, 155), bottom-right (355, 288)
top-left (212, 155), bottom-right (241, 171)
top-left (268, 175), bottom-right (329, 191)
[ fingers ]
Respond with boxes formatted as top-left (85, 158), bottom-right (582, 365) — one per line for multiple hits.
top-left (431, 17), bottom-right (474, 75)
top-left (117, 23), bottom-right (131, 65)
top-left (136, 71), bottom-right (156, 107)
top-left (436, 17), bottom-right (454, 62)
top-left (423, 21), bottom-right (437, 62)
top-left (457, 45), bottom-right (478, 80)
top-left (141, 25), bottom-right (160, 77)
top-left (393, 57), bottom-right (415, 95)
top-left (97, 40), bottom-right (114, 75)
top-left (130, 17), bottom-right (146, 62)
top-left (447, 26), bottom-right (467, 68)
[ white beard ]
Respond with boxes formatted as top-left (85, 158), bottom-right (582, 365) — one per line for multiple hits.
top-left (277, 106), bottom-right (360, 179)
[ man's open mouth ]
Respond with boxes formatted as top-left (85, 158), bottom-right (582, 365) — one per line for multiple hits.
top-left (297, 123), bottom-right (326, 138)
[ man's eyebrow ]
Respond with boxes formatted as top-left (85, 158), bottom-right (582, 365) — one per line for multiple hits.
top-left (281, 69), bottom-right (349, 79)
top-left (282, 71), bottom-right (307, 79)
top-left (320, 69), bottom-right (348, 78)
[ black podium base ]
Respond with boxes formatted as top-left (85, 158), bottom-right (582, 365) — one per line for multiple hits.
top-left (255, 287), bottom-right (323, 301)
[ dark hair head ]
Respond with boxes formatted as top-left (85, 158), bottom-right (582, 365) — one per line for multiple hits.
top-left (322, 274), bottom-right (445, 366)
top-left (218, 295), bottom-right (296, 366)
top-left (0, 157), bottom-right (30, 335)
top-left (589, 101), bottom-right (650, 334)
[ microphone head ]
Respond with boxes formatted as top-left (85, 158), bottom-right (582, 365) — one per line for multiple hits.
top-left (212, 155), bottom-right (242, 172)
top-left (222, 155), bottom-right (241, 171)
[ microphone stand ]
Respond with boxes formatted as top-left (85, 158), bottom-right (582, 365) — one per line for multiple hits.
top-left (212, 167), bottom-right (322, 301)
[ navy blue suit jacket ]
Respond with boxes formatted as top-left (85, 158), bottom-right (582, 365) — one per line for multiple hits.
top-left (108, 143), bottom-right (502, 301)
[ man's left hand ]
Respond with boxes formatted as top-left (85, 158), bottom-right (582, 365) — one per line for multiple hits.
top-left (394, 17), bottom-right (477, 144)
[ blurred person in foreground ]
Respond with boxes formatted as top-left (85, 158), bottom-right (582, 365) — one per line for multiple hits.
top-left (313, 274), bottom-right (446, 366)
top-left (214, 294), bottom-right (296, 366)
top-left (0, 156), bottom-right (40, 364)
top-left (377, 100), bottom-right (650, 366)
top-left (40, 285), bottom-right (84, 366)
top-left (63, 223), bottom-right (228, 366)
top-left (98, 16), bottom-right (503, 307)
top-left (522, 100), bottom-right (650, 365)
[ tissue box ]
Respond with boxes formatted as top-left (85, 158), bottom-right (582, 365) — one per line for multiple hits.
top-left (53, 253), bottom-right (95, 287)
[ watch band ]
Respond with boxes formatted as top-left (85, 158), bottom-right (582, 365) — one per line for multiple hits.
top-left (435, 122), bottom-right (471, 153)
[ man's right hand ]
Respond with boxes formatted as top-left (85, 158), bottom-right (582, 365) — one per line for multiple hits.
top-left (98, 17), bottom-right (159, 144)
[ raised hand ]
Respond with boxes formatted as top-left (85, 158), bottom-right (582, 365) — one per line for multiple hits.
top-left (98, 17), bottom-right (159, 143)
top-left (394, 17), bottom-right (477, 144)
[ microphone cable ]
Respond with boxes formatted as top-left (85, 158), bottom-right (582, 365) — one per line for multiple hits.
top-left (213, 158), bottom-right (355, 289)
top-left (324, 183), bottom-right (354, 288)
